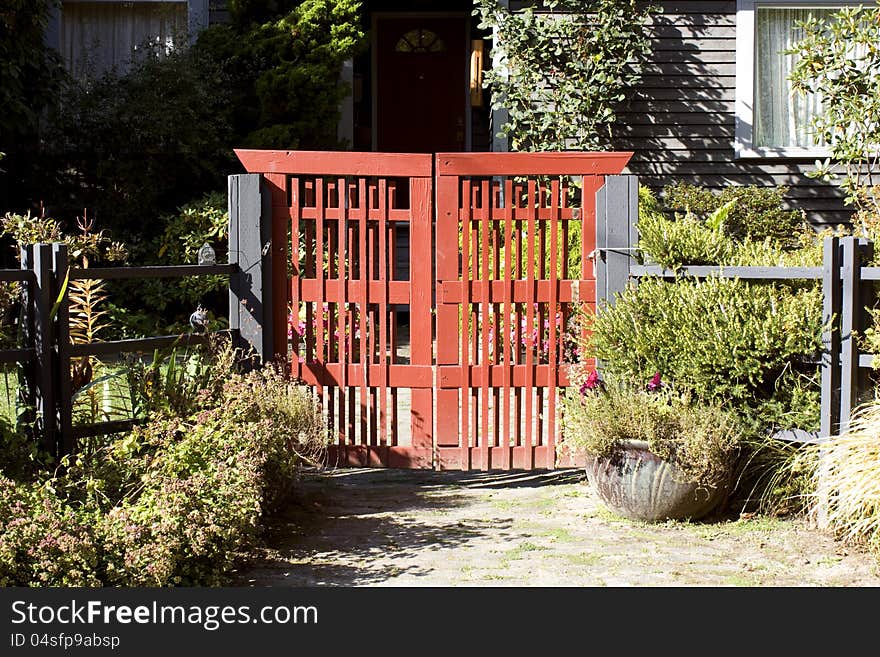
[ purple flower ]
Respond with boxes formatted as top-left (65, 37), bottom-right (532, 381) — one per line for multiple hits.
top-left (647, 372), bottom-right (662, 392)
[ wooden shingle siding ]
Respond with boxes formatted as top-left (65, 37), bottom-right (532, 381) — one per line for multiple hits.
top-left (504, 1), bottom-right (849, 224)
top-left (613, 0), bottom-right (851, 226)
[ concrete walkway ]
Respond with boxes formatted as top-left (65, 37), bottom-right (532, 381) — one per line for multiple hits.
top-left (232, 467), bottom-right (880, 587)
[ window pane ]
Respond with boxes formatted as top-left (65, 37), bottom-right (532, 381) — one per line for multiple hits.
top-left (60, 2), bottom-right (188, 79)
top-left (754, 7), bottom-right (836, 148)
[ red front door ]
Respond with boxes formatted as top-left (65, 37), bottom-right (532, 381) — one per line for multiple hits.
top-left (375, 16), bottom-right (467, 153)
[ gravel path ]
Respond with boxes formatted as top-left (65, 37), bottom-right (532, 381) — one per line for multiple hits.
top-left (232, 467), bottom-right (880, 587)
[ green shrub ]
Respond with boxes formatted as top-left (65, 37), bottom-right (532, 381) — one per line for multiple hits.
top-left (0, 476), bottom-right (102, 587)
top-left (0, 0), bottom-right (65, 214)
top-left (586, 276), bottom-right (824, 434)
top-left (39, 46), bottom-right (235, 245)
top-left (195, 0), bottom-right (366, 150)
top-left (636, 194), bottom-right (732, 269)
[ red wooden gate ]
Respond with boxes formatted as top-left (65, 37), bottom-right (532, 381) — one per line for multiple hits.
top-left (235, 149), bottom-right (631, 471)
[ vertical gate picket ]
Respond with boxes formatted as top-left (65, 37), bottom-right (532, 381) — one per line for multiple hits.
top-left (547, 178), bottom-right (560, 469)
top-left (501, 177), bottom-right (514, 470)
top-left (480, 178), bottom-right (491, 470)
top-left (459, 178), bottom-right (471, 469)
top-left (358, 178), bottom-right (369, 448)
top-left (435, 170), bottom-right (461, 467)
top-left (524, 179), bottom-right (537, 470)
top-left (408, 175), bottom-right (434, 467)
top-left (378, 178), bottom-right (389, 453)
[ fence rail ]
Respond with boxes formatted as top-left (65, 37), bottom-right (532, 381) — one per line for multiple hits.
top-left (0, 235), bottom-right (258, 458)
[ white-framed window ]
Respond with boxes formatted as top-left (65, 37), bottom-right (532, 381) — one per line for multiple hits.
top-left (52, 0), bottom-right (209, 80)
top-left (734, 0), bottom-right (858, 159)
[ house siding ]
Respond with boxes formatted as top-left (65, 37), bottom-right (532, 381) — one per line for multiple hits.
top-left (613, 0), bottom-right (851, 226)
top-left (209, 0), bottom-right (230, 25)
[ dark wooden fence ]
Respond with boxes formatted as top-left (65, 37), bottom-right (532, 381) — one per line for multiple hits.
top-left (2, 188), bottom-right (270, 459)
top-left (594, 180), bottom-right (876, 442)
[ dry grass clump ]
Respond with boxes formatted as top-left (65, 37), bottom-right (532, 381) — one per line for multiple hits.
top-left (814, 400), bottom-right (880, 557)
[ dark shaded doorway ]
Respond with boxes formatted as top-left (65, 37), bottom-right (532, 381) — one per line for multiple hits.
top-left (375, 15), bottom-right (468, 153)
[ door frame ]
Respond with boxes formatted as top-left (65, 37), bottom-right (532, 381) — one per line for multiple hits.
top-left (371, 11), bottom-right (472, 152)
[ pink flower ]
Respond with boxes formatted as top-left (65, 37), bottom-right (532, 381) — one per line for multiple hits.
top-left (580, 370), bottom-right (600, 395)
top-left (647, 372), bottom-right (662, 392)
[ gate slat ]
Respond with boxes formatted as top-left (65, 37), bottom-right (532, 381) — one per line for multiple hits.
top-left (435, 171), bottom-right (461, 461)
top-left (378, 178), bottom-right (389, 449)
top-left (290, 176), bottom-right (301, 378)
top-left (409, 176), bottom-right (434, 467)
top-left (514, 183), bottom-right (524, 454)
top-left (501, 177), bottom-right (514, 470)
top-left (337, 177), bottom-right (348, 446)
top-left (358, 178), bottom-right (369, 446)
top-left (460, 178), bottom-right (471, 469)
top-left (547, 178), bottom-right (560, 469)
top-left (524, 179), bottom-right (537, 470)
top-left (480, 178), bottom-right (491, 470)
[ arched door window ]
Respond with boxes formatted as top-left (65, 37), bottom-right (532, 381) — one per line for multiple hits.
top-left (395, 28), bottom-right (446, 53)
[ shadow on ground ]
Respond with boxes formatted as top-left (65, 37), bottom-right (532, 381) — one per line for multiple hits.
top-left (232, 467), bottom-right (585, 586)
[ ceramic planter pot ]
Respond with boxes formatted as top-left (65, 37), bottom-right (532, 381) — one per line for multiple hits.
top-left (584, 439), bottom-right (727, 522)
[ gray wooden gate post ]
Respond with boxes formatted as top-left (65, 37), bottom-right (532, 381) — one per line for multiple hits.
top-left (595, 175), bottom-right (639, 307)
top-left (228, 174), bottom-right (274, 369)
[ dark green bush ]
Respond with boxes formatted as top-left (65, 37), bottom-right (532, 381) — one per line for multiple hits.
top-left (39, 47), bottom-right (235, 245)
top-left (660, 182), bottom-right (807, 245)
top-left (0, 0), bottom-right (65, 213)
top-left (196, 0), bottom-right (366, 150)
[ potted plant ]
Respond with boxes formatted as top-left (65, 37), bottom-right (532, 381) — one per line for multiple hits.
top-left (562, 370), bottom-right (742, 522)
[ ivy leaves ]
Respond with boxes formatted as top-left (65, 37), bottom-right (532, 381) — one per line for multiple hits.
top-left (474, 0), bottom-right (659, 151)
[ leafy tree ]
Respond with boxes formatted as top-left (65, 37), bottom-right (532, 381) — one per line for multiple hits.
top-left (0, 0), bottom-right (65, 212)
top-left (473, 0), bottom-right (659, 151)
top-left (788, 5), bottom-right (880, 220)
top-left (35, 0), bottom-right (365, 243)
top-left (196, 0), bottom-right (366, 149)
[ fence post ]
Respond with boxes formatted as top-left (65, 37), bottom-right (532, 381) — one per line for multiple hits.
top-left (595, 175), bottom-right (638, 308)
top-left (858, 238), bottom-right (874, 413)
top-left (228, 173), bottom-right (273, 369)
top-left (838, 236), bottom-right (861, 434)
top-left (21, 244), bottom-right (57, 457)
top-left (52, 243), bottom-right (73, 457)
top-left (820, 236), bottom-right (841, 439)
